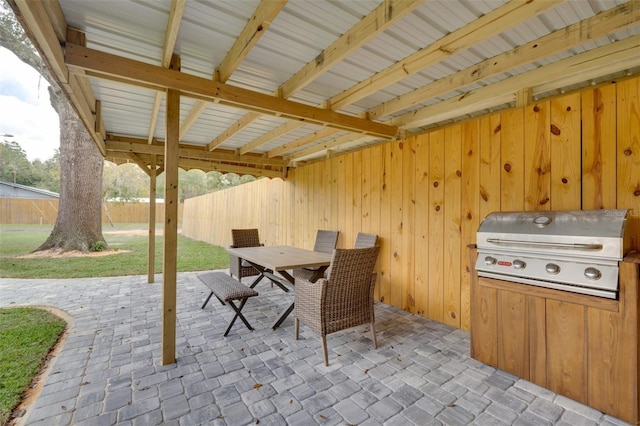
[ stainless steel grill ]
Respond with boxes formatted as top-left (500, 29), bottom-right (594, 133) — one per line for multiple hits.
top-left (475, 209), bottom-right (631, 299)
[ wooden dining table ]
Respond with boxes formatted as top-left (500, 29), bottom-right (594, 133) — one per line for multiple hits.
top-left (226, 245), bottom-right (332, 329)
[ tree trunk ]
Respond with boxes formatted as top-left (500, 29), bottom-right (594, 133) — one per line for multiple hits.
top-left (2, 1), bottom-right (107, 253)
top-left (37, 87), bottom-right (107, 252)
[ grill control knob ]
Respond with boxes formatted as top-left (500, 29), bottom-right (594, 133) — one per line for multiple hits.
top-left (513, 259), bottom-right (526, 270)
top-left (545, 263), bottom-right (560, 275)
top-left (584, 267), bottom-right (602, 280)
top-left (484, 256), bottom-right (497, 266)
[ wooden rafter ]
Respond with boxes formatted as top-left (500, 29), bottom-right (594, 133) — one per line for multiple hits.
top-left (279, 0), bottom-right (423, 99)
top-left (238, 121), bottom-right (304, 155)
top-left (267, 127), bottom-right (341, 158)
top-left (328, 0), bottom-right (564, 112)
top-left (287, 134), bottom-right (371, 162)
top-left (226, 0), bottom-right (422, 156)
top-left (179, 101), bottom-right (209, 140)
top-left (65, 43), bottom-right (398, 139)
top-left (179, 0), bottom-right (286, 149)
top-left (218, 0), bottom-right (287, 83)
top-left (391, 33), bottom-right (640, 129)
top-left (368, 0), bottom-right (640, 121)
top-left (11, 0), bottom-right (106, 155)
top-left (147, 0), bottom-right (186, 144)
top-left (206, 112), bottom-right (262, 151)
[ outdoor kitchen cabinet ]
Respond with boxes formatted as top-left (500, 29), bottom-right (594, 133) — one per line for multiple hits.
top-left (470, 248), bottom-right (640, 424)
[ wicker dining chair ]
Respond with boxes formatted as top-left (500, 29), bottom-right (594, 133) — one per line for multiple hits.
top-left (322, 232), bottom-right (378, 278)
top-left (229, 228), bottom-right (263, 281)
top-left (353, 232), bottom-right (378, 249)
top-left (294, 246), bottom-right (380, 366)
top-left (292, 229), bottom-right (339, 281)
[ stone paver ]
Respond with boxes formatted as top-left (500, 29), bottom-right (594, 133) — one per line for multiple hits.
top-left (0, 272), bottom-right (632, 425)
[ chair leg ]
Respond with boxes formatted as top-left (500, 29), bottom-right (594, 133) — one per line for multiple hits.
top-left (321, 336), bottom-right (329, 366)
top-left (294, 318), bottom-right (299, 340)
top-left (370, 321), bottom-right (378, 349)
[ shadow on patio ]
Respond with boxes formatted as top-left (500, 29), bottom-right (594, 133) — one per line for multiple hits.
top-left (0, 272), bottom-right (629, 425)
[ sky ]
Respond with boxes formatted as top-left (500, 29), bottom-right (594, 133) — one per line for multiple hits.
top-left (0, 47), bottom-right (60, 162)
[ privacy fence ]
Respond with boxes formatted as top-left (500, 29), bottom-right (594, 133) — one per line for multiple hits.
top-left (149, 77), bottom-right (640, 331)
top-left (0, 199), bottom-right (182, 225)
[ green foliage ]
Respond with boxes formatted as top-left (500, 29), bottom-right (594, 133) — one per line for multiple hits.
top-left (0, 226), bottom-right (229, 278)
top-left (0, 140), bottom-right (60, 192)
top-left (102, 161), bottom-right (149, 201)
top-left (0, 137), bottom-right (256, 201)
top-left (107, 162), bottom-right (256, 202)
top-left (0, 140), bottom-right (34, 185)
top-left (90, 240), bottom-right (106, 252)
top-left (0, 307), bottom-right (66, 425)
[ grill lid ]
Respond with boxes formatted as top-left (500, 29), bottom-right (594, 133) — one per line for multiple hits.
top-left (476, 209), bottom-right (629, 261)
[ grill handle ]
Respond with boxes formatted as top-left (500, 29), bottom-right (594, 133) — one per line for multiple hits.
top-left (485, 238), bottom-right (603, 251)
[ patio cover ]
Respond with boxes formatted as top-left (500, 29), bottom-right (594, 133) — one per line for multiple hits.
top-left (9, 0), bottom-right (640, 364)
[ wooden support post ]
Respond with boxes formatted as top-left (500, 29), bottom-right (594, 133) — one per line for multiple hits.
top-left (148, 155), bottom-right (157, 284)
top-left (162, 55), bottom-right (180, 365)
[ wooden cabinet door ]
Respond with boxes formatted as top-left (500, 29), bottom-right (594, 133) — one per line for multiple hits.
top-left (471, 277), bottom-right (498, 366)
top-left (587, 261), bottom-right (638, 423)
top-left (498, 290), bottom-right (529, 379)
top-left (528, 296), bottom-right (546, 387)
top-left (546, 299), bottom-right (587, 404)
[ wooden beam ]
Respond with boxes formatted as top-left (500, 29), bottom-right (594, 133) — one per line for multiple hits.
top-left (148, 93), bottom-right (163, 144)
top-left (161, 0), bottom-right (186, 68)
top-left (125, 152), bottom-right (151, 175)
top-left (161, 56), bottom-right (180, 366)
top-left (367, 0), bottom-right (640, 120)
top-left (179, 100), bottom-right (209, 140)
top-left (267, 127), bottom-right (341, 158)
top-left (206, 112), bottom-right (262, 151)
top-left (148, 0), bottom-right (186, 144)
top-left (12, 2), bottom-right (106, 157)
top-left (105, 137), bottom-right (288, 167)
top-left (286, 133), bottom-right (372, 161)
top-left (95, 100), bottom-right (106, 142)
top-left (218, 0), bottom-right (287, 83)
top-left (328, 0), bottom-right (564, 111)
top-left (196, 0), bottom-right (416, 154)
top-left (65, 43), bottom-right (398, 139)
top-left (279, 0), bottom-right (423, 99)
top-left (179, 0), bottom-right (285, 150)
top-left (237, 120), bottom-right (304, 155)
top-left (12, 0), bottom-right (67, 83)
top-left (392, 34), bottom-right (640, 129)
top-left (40, 0), bottom-right (67, 42)
top-left (179, 158), bottom-right (284, 178)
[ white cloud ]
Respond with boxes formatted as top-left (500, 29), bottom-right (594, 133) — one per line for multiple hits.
top-left (0, 47), bottom-right (59, 162)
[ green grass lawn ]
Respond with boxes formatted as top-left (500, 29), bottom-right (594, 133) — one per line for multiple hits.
top-left (0, 225), bottom-right (229, 279)
top-left (0, 225), bottom-right (230, 423)
top-left (0, 308), bottom-right (66, 425)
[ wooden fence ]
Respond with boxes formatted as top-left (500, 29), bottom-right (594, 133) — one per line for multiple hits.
top-left (0, 198), bottom-right (182, 225)
top-left (173, 77), bottom-right (640, 332)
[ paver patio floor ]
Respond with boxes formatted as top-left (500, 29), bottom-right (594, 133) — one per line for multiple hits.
top-left (0, 272), bottom-right (631, 425)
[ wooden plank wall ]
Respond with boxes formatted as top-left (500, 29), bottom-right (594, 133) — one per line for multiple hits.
top-left (181, 178), bottom-right (290, 248)
top-left (0, 199), bottom-right (180, 225)
top-left (182, 78), bottom-right (640, 331)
